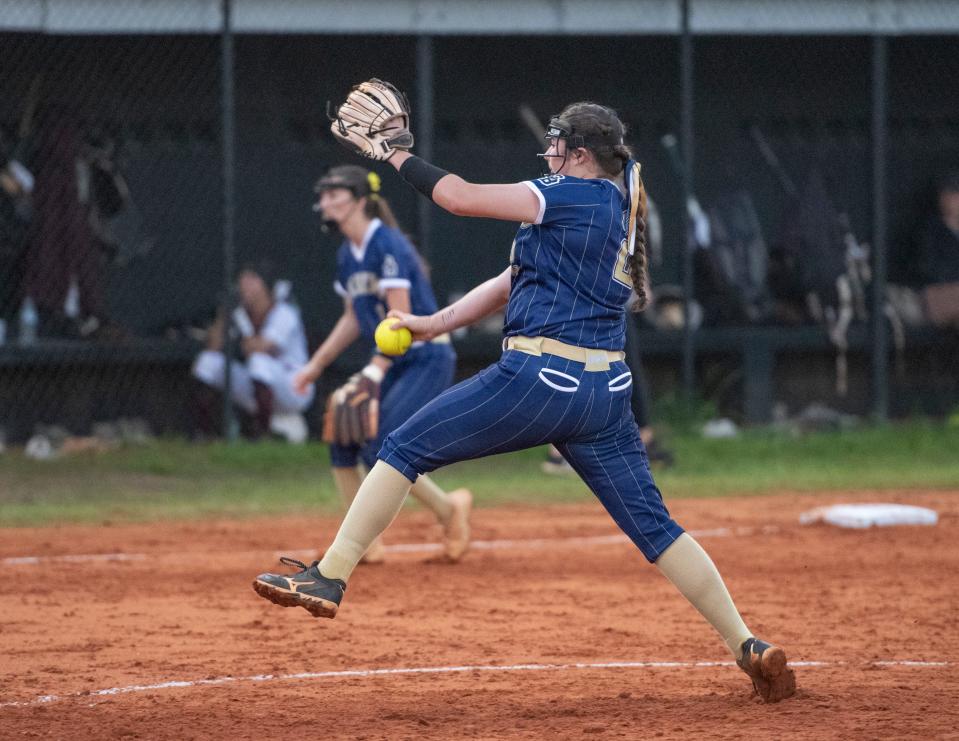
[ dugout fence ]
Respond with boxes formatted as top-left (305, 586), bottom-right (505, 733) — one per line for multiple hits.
top-left (1, 0), bottom-right (958, 447)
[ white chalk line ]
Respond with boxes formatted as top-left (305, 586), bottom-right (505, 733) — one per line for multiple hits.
top-left (0, 526), bottom-right (781, 567)
top-left (0, 658), bottom-right (949, 710)
top-left (1, 553), bottom-right (146, 566)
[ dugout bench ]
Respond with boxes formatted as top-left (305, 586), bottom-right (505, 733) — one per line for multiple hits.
top-left (0, 336), bottom-right (360, 443)
top-left (0, 326), bottom-right (954, 442)
top-left (0, 338), bottom-right (201, 443)
top-left (632, 324), bottom-right (955, 423)
top-left (453, 324), bottom-right (957, 424)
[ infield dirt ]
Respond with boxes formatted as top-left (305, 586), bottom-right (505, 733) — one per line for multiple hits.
top-left (2, 490), bottom-right (957, 739)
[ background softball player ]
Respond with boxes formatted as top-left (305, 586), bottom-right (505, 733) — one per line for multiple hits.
top-left (296, 164), bottom-right (471, 563)
top-left (255, 80), bottom-right (795, 703)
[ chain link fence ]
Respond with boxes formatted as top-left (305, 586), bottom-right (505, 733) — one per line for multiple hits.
top-left (1, 1), bottom-right (957, 452)
top-left (0, 18), bottom-right (223, 450)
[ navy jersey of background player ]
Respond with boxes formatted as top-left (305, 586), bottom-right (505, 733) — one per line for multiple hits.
top-left (505, 163), bottom-right (638, 351)
top-left (333, 218), bottom-right (439, 343)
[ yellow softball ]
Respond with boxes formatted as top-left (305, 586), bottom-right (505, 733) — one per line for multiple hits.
top-left (374, 317), bottom-right (413, 356)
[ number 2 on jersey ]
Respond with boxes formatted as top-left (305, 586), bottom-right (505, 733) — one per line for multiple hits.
top-left (612, 238), bottom-right (631, 288)
top-left (613, 162), bottom-right (643, 289)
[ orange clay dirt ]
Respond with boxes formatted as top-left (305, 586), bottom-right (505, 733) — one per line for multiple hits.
top-left (1, 490), bottom-right (958, 740)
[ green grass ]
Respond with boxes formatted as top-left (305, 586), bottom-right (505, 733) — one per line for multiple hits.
top-left (1, 421), bottom-right (958, 526)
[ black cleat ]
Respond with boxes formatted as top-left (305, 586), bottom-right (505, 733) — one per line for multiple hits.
top-left (253, 557), bottom-right (346, 618)
top-left (737, 637), bottom-right (796, 703)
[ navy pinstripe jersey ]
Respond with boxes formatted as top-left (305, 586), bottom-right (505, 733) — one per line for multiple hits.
top-left (333, 218), bottom-right (439, 343)
top-left (503, 163), bottom-right (638, 351)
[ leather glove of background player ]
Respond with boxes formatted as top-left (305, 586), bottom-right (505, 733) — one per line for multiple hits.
top-left (329, 78), bottom-right (414, 161)
top-left (322, 364), bottom-right (384, 446)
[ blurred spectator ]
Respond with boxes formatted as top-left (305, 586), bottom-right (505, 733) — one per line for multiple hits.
top-left (80, 129), bottom-right (152, 269)
top-left (191, 262), bottom-right (315, 441)
top-left (23, 106), bottom-right (106, 337)
top-left (0, 126), bottom-right (34, 327)
top-left (915, 171), bottom-right (959, 328)
top-left (80, 131), bottom-right (128, 263)
top-left (915, 171), bottom-right (959, 285)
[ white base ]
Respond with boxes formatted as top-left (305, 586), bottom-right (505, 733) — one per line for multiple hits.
top-left (799, 503), bottom-right (938, 529)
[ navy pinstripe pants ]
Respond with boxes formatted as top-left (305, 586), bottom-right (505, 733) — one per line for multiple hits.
top-left (379, 348), bottom-right (684, 562)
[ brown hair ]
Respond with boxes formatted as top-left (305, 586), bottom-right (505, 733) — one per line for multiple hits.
top-left (315, 165), bottom-right (401, 229)
top-left (555, 102), bottom-right (649, 311)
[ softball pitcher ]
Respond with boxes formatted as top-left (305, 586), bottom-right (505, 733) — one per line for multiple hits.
top-left (297, 164), bottom-right (472, 563)
top-left (255, 81), bottom-right (795, 703)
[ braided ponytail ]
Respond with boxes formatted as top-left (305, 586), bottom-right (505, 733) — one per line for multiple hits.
top-left (611, 142), bottom-right (631, 173)
top-left (612, 143), bottom-right (649, 312)
top-left (626, 165), bottom-right (650, 312)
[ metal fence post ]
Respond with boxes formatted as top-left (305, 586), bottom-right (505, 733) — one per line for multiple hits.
top-left (680, 0), bottom-right (696, 401)
top-left (871, 34), bottom-right (889, 422)
top-left (220, 0), bottom-right (239, 441)
top-left (416, 35), bottom-right (434, 260)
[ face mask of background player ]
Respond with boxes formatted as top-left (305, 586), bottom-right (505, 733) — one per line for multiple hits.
top-left (316, 186), bottom-right (365, 237)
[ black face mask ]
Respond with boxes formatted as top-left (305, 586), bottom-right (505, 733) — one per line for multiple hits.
top-left (312, 196), bottom-right (339, 234)
top-left (314, 184), bottom-right (363, 234)
top-left (538, 119), bottom-right (579, 176)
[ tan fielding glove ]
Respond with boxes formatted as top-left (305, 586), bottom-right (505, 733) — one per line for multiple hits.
top-left (329, 79), bottom-right (414, 161)
top-left (322, 364), bottom-right (384, 446)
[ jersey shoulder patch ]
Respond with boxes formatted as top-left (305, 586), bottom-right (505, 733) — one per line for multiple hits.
top-left (535, 174), bottom-right (566, 188)
top-left (382, 253), bottom-right (400, 278)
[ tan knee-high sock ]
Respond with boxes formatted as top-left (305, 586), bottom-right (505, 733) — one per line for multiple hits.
top-left (319, 461), bottom-right (412, 582)
top-left (331, 465), bottom-right (364, 507)
top-left (408, 474), bottom-right (453, 524)
top-left (331, 464), bottom-right (385, 560)
top-left (655, 533), bottom-right (753, 659)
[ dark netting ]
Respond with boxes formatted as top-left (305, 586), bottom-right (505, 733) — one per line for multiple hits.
top-left (0, 9), bottom-right (220, 446)
top-left (885, 34), bottom-right (959, 415)
top-left (676, 27), bottom-right (958, 419)
top-left (1, 2), bottom-right (957, 450)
